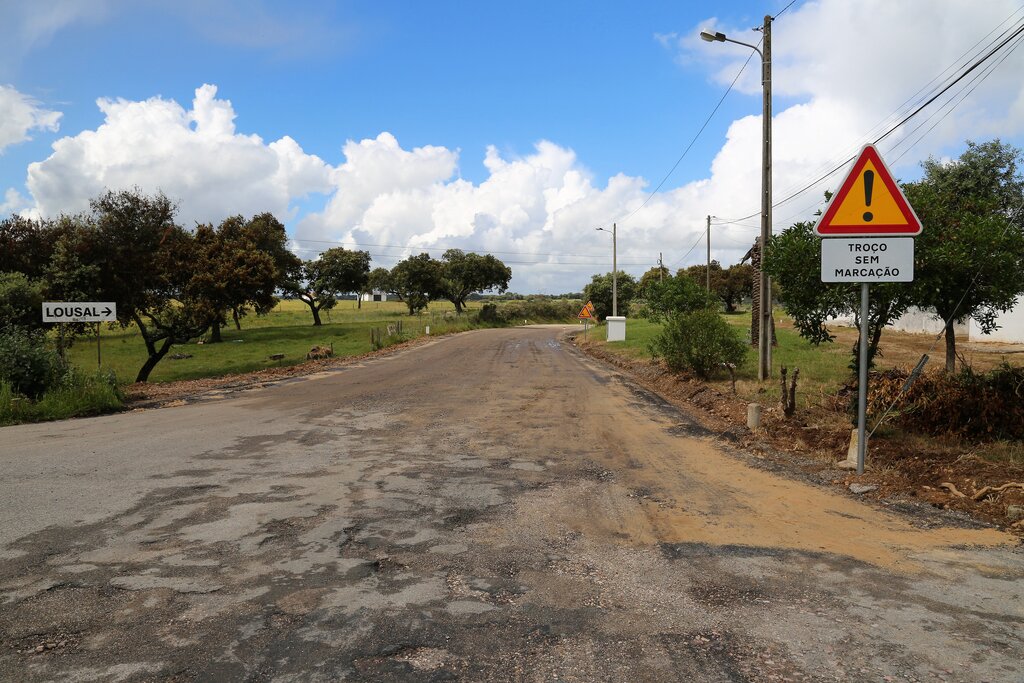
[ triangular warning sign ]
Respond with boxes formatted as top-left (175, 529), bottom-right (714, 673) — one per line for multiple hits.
top-left (578, 301), bottom-right (596, 320)
top-left (814, 144), bottom-right (921, 237)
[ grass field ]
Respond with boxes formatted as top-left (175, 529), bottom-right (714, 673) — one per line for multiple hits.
top-left (67, 299), bottom-right (486, 384)
top-left (601, 310), bottom-right (855, 406)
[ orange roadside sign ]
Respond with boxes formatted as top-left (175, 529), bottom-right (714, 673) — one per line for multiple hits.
top-left (814, 144), bottom-right (922, 237)
top-left (577, 301), bottom-right (596, 320)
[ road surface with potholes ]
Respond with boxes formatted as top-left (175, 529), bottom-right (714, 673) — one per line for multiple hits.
top-left (1, 325), bottom-right (1022, 682)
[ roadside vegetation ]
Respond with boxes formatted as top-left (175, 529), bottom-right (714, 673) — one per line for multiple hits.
top-left (578, 139), bottom-right (1024, 529)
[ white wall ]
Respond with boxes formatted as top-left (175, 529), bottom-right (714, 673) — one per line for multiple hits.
top-left (828, 304), bottom-right (1024, 344)
top-left (968, 296), bottom-right (1024, 343)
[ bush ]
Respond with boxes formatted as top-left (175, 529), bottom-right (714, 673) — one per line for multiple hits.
top-left (649, 310), bottom-right (747, 379)
top-left (0, 328), bottom-right (65, 399)
top-left (0, 272), bottom-right (46, 332)
top-left (490, 299), bottom-right (579, 324)
top-left (0, 368), bottom-right (123, 425)
top-left (869, 363), bottom-right (1024, 440)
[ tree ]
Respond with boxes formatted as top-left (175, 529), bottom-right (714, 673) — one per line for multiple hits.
top-left (721, 264), bottom-right (754, 312)
top-left (83, 189), bottom-right (211, 382)
top-left (582, 272), bottom-right (638, 321)
top-left (680, 261), bottom-right (727, 307)
top-left (390, 253), bottom-right (443, 315)
top-left (438, 249), bottom-right (512, 314)
top-left (0, 272), bottom-right (45, 332)
top-left (189, 218), bottom-right (278, 343)
top-left (365, 267), bottom-right (393, 299)
top-left (189, 213), bottom-right (296, 341)
top-left (637, 265), bottom-right (671, 298)
top-left (641, 273), bottom-right (717, 323)
top-left (903, 140), bottom-right (1024, 372)
top-left (679, 261), bottom-right (753, 312)
top-left (230, 213), bottom-right (301, 327)
top-left (289, 247), bottom-right (371, 326)
top-left (0, 214), bottom-right (54, 279)
top-left (764, 220), bottom-right (912, 373)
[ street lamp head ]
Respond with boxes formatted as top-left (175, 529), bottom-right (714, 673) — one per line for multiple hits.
top-left (700, 30), bottom-right (726, 42)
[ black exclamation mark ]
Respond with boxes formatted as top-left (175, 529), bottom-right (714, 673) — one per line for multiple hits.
top-left (862, 170), bottom-right (875, 222)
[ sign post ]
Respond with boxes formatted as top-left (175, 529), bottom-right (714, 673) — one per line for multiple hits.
top-left (43, 302), bottom-right (117, 369)
top-left (814, 145), bottom-right (921, 474)
top-left (577, 301), bottom-right (596, 341)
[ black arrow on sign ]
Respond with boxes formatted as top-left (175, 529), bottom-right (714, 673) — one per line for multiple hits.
top-left (102, 307), bottom-right (112, 316)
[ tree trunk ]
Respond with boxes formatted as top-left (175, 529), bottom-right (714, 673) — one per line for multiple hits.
top-left (232, 307), bottom-right (242, 330)
top-left (357, 296), bottom-right (362, 309)
top-left (945, 319), bottom-right (957, 373)
top-left (135, 337), bottom-right (174, 383)
top-left (454, 299), bottom-right (464, 315)
top-left (210, 320), bottom-right (222, 343)
top-left (310, 304), bottom-right (322, 326)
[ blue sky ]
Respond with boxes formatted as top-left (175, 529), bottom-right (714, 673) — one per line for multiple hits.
top-left (3, 1), bottom-right (1024, 292)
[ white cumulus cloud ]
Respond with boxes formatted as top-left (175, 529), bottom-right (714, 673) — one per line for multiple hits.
top-left (26, 84), bottom-right (332, 227)
top-left (0, 85), bottom-right (61, 153)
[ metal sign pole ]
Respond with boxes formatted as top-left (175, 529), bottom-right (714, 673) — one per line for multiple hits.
top-left (96, 322), bottom-right (102, 368)
top-left (857, 283), bottom-right (869, 475)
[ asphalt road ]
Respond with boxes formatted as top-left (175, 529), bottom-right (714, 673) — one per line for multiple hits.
top-left (1, 326), bottom-right (1022, 682)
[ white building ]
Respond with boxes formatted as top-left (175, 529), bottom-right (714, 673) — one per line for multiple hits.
top-left (829, 297), bottom-right (1024, 343)
top-left (360, 291), bottom-right (389, 303)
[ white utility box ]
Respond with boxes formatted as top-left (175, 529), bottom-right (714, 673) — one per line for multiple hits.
top-left (606, 316), bottom-right (626, 342)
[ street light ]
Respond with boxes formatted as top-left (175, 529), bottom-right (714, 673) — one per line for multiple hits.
top-left (701, 17), bottom-right (773, 381)
top-left (596, 223), bottom-right (617, 317)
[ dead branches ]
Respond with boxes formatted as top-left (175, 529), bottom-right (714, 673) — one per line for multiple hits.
top-left (939, 482), bottom-right (967, 498)
top-left (938, 481), bottom-right (1024, 501)
top-left (971, 482), bottom-right (1024, 502)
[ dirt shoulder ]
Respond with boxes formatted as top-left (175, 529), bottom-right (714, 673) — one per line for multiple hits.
top-left (574, 336), bottom-right (1024, 535)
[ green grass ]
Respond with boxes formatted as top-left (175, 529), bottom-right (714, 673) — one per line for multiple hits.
top-left (0, 371), bottom-right (123, 425)
top-left (599, 310), bottom-right (856, 407)
top-left (65, 299), bottom-right (491, 384)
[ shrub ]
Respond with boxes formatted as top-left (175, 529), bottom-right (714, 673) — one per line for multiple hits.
top-left (491, 299), bottom-right (578, 324)
top-left (649, 310), bottom-right (747, 379)
top-left (0, 272), bottom-right (46, 332)
top-left (869, 363), bottom-right (1024, 440)
top-left (0, 368), bottom-right (122, 425)
top-left (0, 328), bottom-right (65, 399)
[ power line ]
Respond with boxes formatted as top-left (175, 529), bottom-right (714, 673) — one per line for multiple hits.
top-left (598, 37), bottom-right (762, 232)
top-left (716, 12), bottom-right (1024, 224)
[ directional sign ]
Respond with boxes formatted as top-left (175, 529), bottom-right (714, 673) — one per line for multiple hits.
top-left (821, 238), bottom-right (914, 283)
top-left (577, 301), bottom-right (596, 320)
top-left (42, 302), bottom-right (117, 323)
top-left (814, 144), bottom-right (922, 237)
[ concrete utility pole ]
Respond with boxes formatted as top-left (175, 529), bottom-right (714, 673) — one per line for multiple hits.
top-left (760, 14), bottom-right (773, 382)
top-left (706, 215), bottom-right (712, 293)
top-left (700, 16), bottom-right (773, 381)
top-left (595, 223), bottom-right (618, 316)
top-left (612, 223), bottom-right (618, 317)
top-left (659, 252), bottom-right (664, 282)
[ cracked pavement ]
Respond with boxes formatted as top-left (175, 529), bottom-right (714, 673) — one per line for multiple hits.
top-left (1, 326), bottom-right (1022, 682)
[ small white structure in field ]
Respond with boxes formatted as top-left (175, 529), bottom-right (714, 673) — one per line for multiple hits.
top-left (360, 291), bottom-right (389, 303)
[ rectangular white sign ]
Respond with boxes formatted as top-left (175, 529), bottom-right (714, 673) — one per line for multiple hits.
top-left (821, 238), bottom-right (914, 283)
top-left (42, 302), bottom-right (117, 323)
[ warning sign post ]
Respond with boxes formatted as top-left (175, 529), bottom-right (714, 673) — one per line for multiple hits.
top-left (815, 145), bottom-right (922, 475)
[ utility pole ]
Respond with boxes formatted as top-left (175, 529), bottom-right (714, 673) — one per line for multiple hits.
top-left (612, 223), bottom-right (618, 317)
top-left (706, 215), bottom-right (712, 293)
top-left (759, 13), bottom-right (773, 381)
top-left (658, 252), bottom-right (664, 282)
top-left (700, 18), bottom-right (772, 380)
